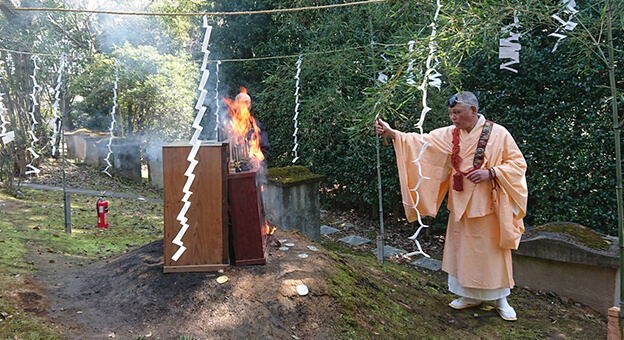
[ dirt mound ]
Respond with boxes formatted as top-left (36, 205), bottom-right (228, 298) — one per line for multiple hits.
top-left (45, 230), bottom-right (337, 339)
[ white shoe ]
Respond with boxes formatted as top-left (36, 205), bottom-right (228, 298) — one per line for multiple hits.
top-left (449, 297), bottom-right (482, 310)
top-left (495, 298), bottom-right (517, 321)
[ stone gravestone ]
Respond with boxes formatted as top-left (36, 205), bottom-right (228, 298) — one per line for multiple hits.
top-left (95, 138), bottom-right (111, 166)
top-left (64, 128), bottom-right (93, 161)
top-left (84, 135), bottom-right (109, 167)
top-left (263, 166), bottom-right (324, 242)
top-left (145, 142), bottom-right (164, 188)
top-left (111, 138), bottom-right (142, 182)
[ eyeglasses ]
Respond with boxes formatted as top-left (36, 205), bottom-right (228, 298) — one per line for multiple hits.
top-left (448, 94), bottom-right (460, 108)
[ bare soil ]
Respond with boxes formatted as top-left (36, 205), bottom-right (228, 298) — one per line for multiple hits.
top-left (24, 230), bottom-right (336, 340)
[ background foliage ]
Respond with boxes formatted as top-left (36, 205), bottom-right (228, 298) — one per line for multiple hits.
top-left (0, 0), bottom-right (622, 234)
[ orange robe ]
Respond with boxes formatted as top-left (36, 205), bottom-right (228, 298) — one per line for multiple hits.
top-left (393, 116), bottom-right (527, 289)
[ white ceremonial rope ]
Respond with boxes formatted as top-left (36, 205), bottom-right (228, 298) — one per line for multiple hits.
top-left (25, 55), bottom-right (42, 175)
top-left (0, 92), bottom-right (14, 144)
top-left (549, 0), bottom-right (578, 52)
top-left (50, 54), bottom-right (66, 156)
top-left (103, 61), bottom-right (119, 177)
top-left (172, 16), bottom-right (212, 262)
top-left (212, 60), bottom-right (221, 139)
top-left (292, 55), bottom-right (303, 164)
top-left (405, 0), bottom-right (442, 258)
top-left (499, 14), bottom-right (521, 73)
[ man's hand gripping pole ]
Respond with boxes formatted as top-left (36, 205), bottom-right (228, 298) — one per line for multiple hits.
top-left (375, 113), bottom-right (389, 146)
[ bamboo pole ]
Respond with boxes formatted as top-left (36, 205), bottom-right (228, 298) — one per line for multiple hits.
top-left (368, 16), bottom-right (385, 264)
top-left (605, 0), bottom-right (623, 334)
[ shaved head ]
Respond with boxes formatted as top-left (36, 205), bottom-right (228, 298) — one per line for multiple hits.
top-left (235, 92), bottom-right (251, 103)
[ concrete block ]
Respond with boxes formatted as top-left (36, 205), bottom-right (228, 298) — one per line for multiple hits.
top-left (339, 235), bottom-right (371, 247)
top-left (411, 257), bottom-right (442, 271)
top-left (263, 166), bottom-right (324, 242)
top-left (372, 245), bottom-right (406, 258)
top-left (321, 225), bottom-right (340, 236)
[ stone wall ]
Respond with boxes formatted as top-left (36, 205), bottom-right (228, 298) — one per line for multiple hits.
top-left (513, 223), bottom-right (618, 315)
top-left (65, 129), bottom-right (143, 181)
top-left (65, 129), bottom-right (109, 163)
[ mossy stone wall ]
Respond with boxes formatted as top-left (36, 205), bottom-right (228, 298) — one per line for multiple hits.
top-left (263, 166), bottom-right (324, 242)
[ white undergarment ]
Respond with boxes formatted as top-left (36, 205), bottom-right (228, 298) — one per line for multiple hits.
top-left (448, 275), bottom-right (510, 301)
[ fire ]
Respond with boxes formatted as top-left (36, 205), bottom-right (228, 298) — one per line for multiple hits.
top-left (264, 221), bottom-right (277, 235)
top-left (222, 87), bottom-right (264, 171)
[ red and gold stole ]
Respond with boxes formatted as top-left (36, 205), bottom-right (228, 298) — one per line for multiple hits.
top-left (451, 120), bottom-right (494, 191)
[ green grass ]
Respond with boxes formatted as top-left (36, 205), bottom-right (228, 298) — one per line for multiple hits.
top-left (322, 248), bottom-right (606, 339)
top-left (0, 188), bottom-right (164, 339)
top-left (3, 189), bottom-right (163, 258)
top-left (0, 195), bottom-right (64, 339)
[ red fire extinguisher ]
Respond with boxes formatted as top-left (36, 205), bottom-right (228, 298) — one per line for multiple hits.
top-left (97, 194), bottom-right (109, 229)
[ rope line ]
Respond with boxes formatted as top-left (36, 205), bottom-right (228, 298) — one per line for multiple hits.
top-left (10, 0), bottom-right (392, 17)
top-left (0, 42), bottom-right (406, 61)
top-left (0, 47), bottom-right (56, 56)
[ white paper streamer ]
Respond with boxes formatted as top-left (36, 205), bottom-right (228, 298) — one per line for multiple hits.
top-left (103, 61), bottom-right (119, 177)
top-left (49, 54), bottom-right (66, 156)
top-left (25, 55), bottom-right (42, 175)
top-left (549, 0), bottom-right (578, 52)
top-left (172, 16), bottom-right (212, 262)
top-left (405, 41), bottom-right (417, 85)
top-left (377, 53), bottom-right (389, 84)
top-left (424, 0), bottom-right (442, 89)
top-left (292, 55), bottom-right (303, 164)
top-left (1, 131), bottom-right (14, 144)
top-left (405, 0), bottom-right (442, 258)
top-left (213, 60), bottom-right (221, 139)
top-left (0, 92), bottom-right (14, 144)
top-left (499, 15), bottom-right (521, 73)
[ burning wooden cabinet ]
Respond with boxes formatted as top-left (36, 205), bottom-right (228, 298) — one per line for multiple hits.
top-left (228, 169), bottom-right (268, 265)
top-left (162, 88), bottom-right (269, 271)
top-left (223, 87), bottom-right (270, 266)
top-left (162, 142), bottom-right (229, 272)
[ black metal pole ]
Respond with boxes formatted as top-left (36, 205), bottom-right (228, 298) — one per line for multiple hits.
top-left (61, 91), bottom-right (71, 233)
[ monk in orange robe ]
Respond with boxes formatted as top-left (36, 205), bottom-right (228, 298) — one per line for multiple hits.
top-left (375, 91), bottom-right (527, 321)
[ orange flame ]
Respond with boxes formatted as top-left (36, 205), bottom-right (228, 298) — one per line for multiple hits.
top-left (222, 87), bottom-right (264, 169)
top-left (264, 221), bottom-right (277, 235)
